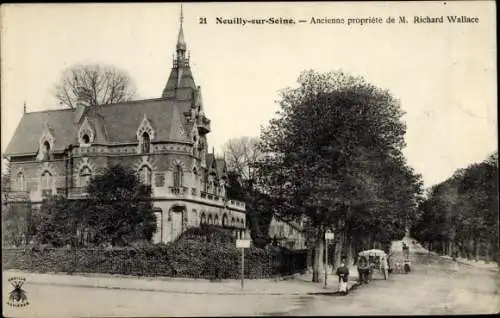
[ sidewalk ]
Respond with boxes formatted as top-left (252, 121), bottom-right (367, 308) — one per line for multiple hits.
top-left (2, 269), bottom-right (358, 296)
top-left (440, 255), bottom-right (499, 270)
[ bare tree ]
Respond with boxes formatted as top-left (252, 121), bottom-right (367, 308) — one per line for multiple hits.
top-left (54, 64), bottom-right (137, 108)
top-left (222, 136), bottom-right (261, 183)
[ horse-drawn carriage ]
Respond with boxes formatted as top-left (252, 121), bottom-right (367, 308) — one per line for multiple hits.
top-left (357, 249), bottom-right (389, 283)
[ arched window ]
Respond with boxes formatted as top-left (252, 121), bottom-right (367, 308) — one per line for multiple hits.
top-left (82, 134), bottom-right (90, 144)
top-left (142, 132), bottom-right (151, 153)
top-left (214, 215), bottom-right (219, 225)
top-left (41, 141), bottom-right (50, 161)
top-left (231, 217), bottom-right (235, 226)
top-left (173, 165), bottom-right (183, 187)
top-left (17, 172), bottom-right (25, 191)
top-left (140, 165), bottom-right (152, 186)
top-left (222, 214), bottom-right (228, 227)
top-left (208, 214), bottom-right (213, 225)
top-left (79, 166), bottom-right (92, 189)
top-left (200, 212), bottom-right (206, 225)
top-left (41, 171), bottom-right (53, 196)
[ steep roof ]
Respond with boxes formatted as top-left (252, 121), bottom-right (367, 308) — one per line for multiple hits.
top-left (4, 98), bottom-right (193, 156)
top-left (162, 67), bottom-right (196, 99)
top-left (216, 158), bottom-right (226, 176)
top-left (5, 109), bottom-right (77, 155)
top-left (206, 153), bottom-right (215, 172)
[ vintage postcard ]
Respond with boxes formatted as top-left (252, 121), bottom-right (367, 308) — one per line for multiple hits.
top-left (1, 2), bottom-right (498, 317)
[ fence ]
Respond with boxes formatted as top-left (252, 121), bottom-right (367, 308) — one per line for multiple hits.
top-left (2, 246), bottom-right (308, 280)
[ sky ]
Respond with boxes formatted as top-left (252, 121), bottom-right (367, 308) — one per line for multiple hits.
top-left (1, 2), bottom-right (497, 188)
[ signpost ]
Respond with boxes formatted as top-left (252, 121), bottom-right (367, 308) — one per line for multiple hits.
top-left (324, 230), bottom-right (335, 289)
top-left (236, 238), bottom-right (251, 290)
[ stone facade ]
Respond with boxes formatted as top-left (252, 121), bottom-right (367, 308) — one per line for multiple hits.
top-left (3, 12), bottom-right (246, 243)
top-left (268, 216), bottom-right (306, 250)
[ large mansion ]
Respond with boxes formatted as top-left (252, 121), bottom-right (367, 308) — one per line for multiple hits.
top-left (3, 12), bottom-right (247, 243)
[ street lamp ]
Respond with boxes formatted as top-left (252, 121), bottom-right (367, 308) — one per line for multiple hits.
top-left (324, 229), bottom-right (335, 289)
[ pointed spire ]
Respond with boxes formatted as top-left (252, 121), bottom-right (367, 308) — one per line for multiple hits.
top-left (176, 4), bottom-right (186, 52)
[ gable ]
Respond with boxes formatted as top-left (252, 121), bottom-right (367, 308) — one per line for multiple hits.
top-left (4, 109), bottom-right (77, 155)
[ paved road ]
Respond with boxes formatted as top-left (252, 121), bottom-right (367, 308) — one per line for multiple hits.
top-left (3, 282), bottom-right (308, 317)
top-left (288, 251), bottom-right (500, 315)
top-left (3, 240), bottom-right (499, 316)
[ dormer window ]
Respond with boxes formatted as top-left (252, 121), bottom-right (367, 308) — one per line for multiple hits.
top-left (41, 141), bottom-right (51, 161)
top-left (142, 132), bottom-right (151, 153)
top-left (78, 117), bottom-right (95, 147)
top-left (82, 134), bottom-right (90, 144)
top-left (136, 115), bottom-right (155, 154)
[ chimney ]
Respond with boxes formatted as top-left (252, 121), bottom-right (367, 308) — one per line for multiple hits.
top-left (74, 86), bottom-right (89, 123)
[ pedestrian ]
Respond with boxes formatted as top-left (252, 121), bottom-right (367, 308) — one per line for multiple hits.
top-left (402, 242), bottom-right (410, 260)
top-left (357, 255), bottom-right (370, 284)
top-left (336, 257), bottom-right (349, 295)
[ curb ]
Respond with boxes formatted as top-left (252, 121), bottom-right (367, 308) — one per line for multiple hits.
top-left (26, 280), bottom-right (310, 295)
top-left (5, 271), bottom-right (338, 296)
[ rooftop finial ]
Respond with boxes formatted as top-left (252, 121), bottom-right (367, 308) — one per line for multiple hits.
top-left (180, 3), bottom-right (184, 26)
top-left (23, 101), bottom-right (27, 114)
top-left (176, 4), bottom-right (186, 52)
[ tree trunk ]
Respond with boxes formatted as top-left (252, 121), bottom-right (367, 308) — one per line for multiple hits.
top-left (347, 237), bottom-right (354, 266)
top-left (334, 229), bottom-right (344, 270)
top-left (485, 242), bottom-right (490, 263)
top-left (467, 240), bottom-right (473, 260)
top-left (312, 234), bottom-right (324, 283)
top-left (448, 240), bottom-right (453, 257)
top-left (307, 247), bottom-right (313, 272)
top-left (474, 240), bottom-right (480, 261)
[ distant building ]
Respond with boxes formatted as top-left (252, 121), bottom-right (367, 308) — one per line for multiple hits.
top-left (268, 215), bottom-right (306, 250)
top-left (3, 10), bottom-right (246, 243)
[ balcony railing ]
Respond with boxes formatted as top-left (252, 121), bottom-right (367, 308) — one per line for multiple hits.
top-left (45, 185), bottom-right (245, 210)
top-left (169, 186), bottom-right (188, 195)
top-left (199, 191), bottom-right (245, 210)
top-left (68, 187), bottom-right (88, 199)
top-left (5, 191), bottom-right (30, 201)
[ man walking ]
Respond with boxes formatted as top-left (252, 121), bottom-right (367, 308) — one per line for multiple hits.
top-left (336, 256), bottom-right (350, 295)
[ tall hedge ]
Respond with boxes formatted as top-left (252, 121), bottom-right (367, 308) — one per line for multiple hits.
top-left (3, 226), bottom-right (307, 279)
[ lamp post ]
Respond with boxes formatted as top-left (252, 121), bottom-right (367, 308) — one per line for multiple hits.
top-left (324, 229), bottom-right (335, 289)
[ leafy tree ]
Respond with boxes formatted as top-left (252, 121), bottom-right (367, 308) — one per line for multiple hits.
top-left (85, 165), bottom-right (157, 246)
top-left (54, 64), bottom-right (137, 108)
top-left (33, 196), bottom-right (82, 247)
top-left (226, 171), bottom-right (245, 201)
top-left (2, 202), bottom-right (31, 247)
top-left (412, 151), bottom-right (498, 262)
top-left (33, 165), bottom-right (157, 247)
top-left (255, 70), bottom-right (420, 281)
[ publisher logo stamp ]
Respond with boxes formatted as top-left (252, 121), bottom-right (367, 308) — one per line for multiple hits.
top-left (7, 276), bottom-right (29, 307)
